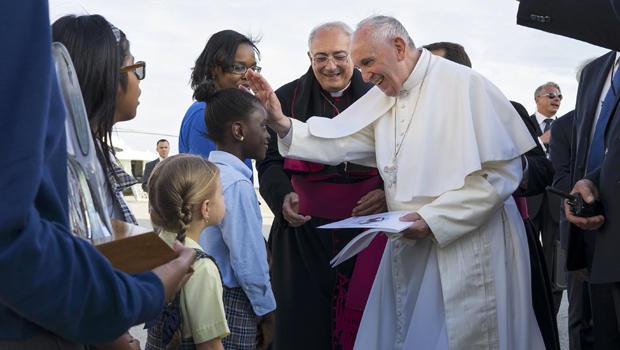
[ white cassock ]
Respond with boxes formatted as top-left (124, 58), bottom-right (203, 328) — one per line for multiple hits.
top-left (278, 49), bottom-right (544, 350)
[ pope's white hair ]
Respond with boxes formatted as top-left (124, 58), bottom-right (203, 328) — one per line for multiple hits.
top-left (355, 15), bottom-right (415, 47)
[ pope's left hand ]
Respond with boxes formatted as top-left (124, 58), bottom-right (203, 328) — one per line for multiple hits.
top-left (351, 189), bottom-right (387, 216)
top-left (399, 212), bottom-right (432, 240)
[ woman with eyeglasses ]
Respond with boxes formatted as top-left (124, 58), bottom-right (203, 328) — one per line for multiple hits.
top-left (53, 14), bottom-right (146, 228)
top-left (52, 14), bottom-right (147, 349)
top-left (179, 30), bottom-right (260, 172)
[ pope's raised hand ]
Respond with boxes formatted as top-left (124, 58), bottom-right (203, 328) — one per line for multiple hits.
top-left (246, 69), bottom-right (291, 137)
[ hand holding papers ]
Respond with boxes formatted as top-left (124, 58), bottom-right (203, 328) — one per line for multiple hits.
top-left (319, 211), bottom-right (414, 266)
top-left (319, 211), bottom-right (412, 232)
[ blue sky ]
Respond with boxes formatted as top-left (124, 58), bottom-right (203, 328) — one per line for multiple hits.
top-left (50, 0), bottom-right (609, 156)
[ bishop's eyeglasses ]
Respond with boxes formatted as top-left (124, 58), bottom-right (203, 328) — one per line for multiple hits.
top-left (311, 52), bottom-right (349, 66)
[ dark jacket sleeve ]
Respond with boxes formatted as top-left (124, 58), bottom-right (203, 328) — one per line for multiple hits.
top-left (511, 101), bottom-right (555, 195)
top-left (256, 86), bottom-right (296, 217)
top-left (550, 111), bottom-right (575, 192)
top-left (0, 2), bottom-right (163, 342)
top-left (142, 160), bottom-right (154, 192)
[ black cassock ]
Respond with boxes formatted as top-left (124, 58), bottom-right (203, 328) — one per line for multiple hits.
top-left (512, 101), bottom-right (561, 350)
top-left (257, 68), bottom-right (384, 350)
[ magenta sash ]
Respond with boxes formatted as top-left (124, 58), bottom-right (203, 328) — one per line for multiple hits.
top-left (513, 194), bottom-right (529, 219)
top-left (291, 175), bottom-right (383, 220)
top-left (334, 234), bottom-right (387, 349)
top-left (283, 158), bottom-right (325, 173)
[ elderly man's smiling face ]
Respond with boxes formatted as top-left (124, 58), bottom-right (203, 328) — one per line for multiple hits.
top-left (308, 27), bottom-right (354, 92)
top-left (351, 27), bottom-right (409, 97)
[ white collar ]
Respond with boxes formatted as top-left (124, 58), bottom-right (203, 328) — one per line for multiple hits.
top-left (400, 48), bottom-right (430, 95)
top-left (535, 111), bottom-right (556, 126)
top-left (329, 82), bottom-right (351, 97)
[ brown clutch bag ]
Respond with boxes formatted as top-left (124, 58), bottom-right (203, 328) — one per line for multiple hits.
top-left (94, 220), bottom-right (178, 274)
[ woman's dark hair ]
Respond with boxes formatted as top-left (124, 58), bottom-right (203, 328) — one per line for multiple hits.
top-left (204, 88), bottom-right (265, 144)
top-left (52, 14), bottom-right (130, 183)
top-left (191, 30), bottom-right (260, 102)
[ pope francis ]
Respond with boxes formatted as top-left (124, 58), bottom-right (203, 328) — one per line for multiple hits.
top-left (248, 15), bottom-right (544, 350)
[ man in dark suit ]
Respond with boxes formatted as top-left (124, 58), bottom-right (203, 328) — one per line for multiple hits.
top-left (517, 1), bottom-right (620, 347)
top-left (551, 110), bottom-right (595, 349)
top-left (141, 139), bottom-right (169, 192)
top-left (527, 82), bottom-right (565, 314)
top-left (566, 51), bottom-right (619, 349)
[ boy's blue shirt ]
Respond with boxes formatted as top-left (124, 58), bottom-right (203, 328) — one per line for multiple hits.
top-left (202, 151), bottom-right (276, 316)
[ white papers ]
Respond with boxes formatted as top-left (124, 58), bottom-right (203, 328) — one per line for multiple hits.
top-left (319, 211), bottom-right (414, 267)
top-left (318, 211), bottom-right (412, 232)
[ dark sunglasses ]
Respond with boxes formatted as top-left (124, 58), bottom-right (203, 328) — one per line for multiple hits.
top-left (541, 92), bottom-right (562, 100)
top-left (120, 61), bottom-right (146, 80)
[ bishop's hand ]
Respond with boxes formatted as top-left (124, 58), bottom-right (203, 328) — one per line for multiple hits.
top-left (246, 69), bottom-right (291, 137)
top-left (282, 192), bottom-right (311, 227)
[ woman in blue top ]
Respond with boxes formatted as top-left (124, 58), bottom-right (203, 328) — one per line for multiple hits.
top-left (179, 30), bottom-right (260, 171)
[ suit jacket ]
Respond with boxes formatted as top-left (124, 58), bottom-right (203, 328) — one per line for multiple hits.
top-left (517, 0), bottom-right (620, 51)
top-left (550, 111), bottom-right (575, 248)
top-left (142, 158), bottom-right (159, 192)
top-left (521, 112), bottom-right (558, 228)
top-left (585, 97), bottom-right (620, 283)
top-left (566, 52), bottom-right (619, 283)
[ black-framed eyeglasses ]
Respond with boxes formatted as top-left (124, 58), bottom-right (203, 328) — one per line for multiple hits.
top-left (120, 61), bottom-right (146, 80)
top-left (311, 52), bottom-right (349, 65)
top-left (540, 92), bottom-right (562, 100)
top-left (229, 62), bottom-right (262, 75)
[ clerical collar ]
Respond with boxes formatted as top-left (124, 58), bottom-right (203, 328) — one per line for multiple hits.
top-left (399, 48), bottom-right (431, 95)
top-left (328, 82), bottom-right (351, 97)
